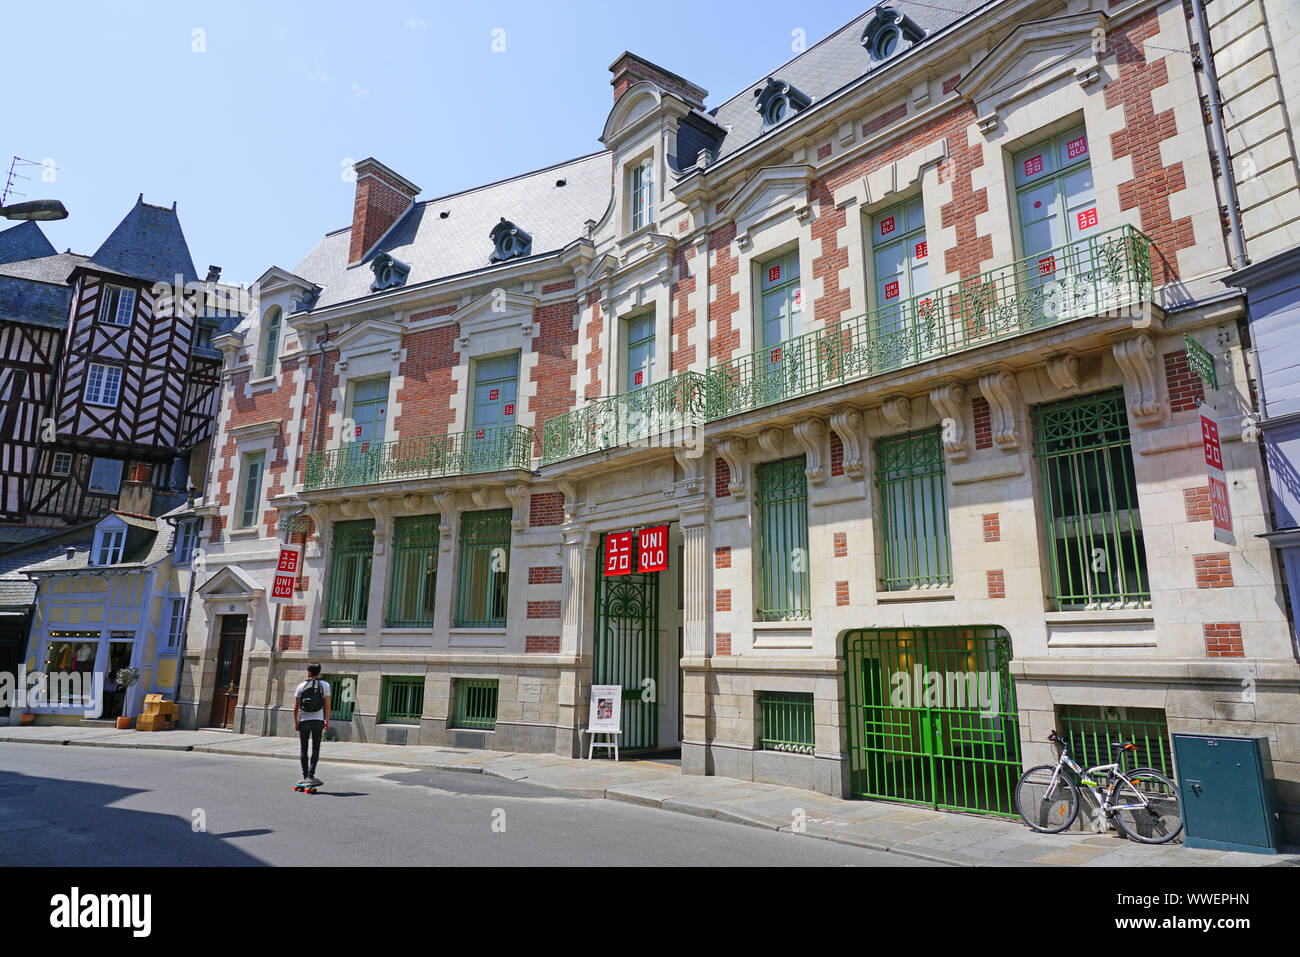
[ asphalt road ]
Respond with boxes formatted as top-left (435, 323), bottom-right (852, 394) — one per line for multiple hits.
top-left (0, 743), bottom-right (938, 867)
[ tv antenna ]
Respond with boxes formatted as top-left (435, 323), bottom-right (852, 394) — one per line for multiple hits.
top-left (2, 156), bottom-right (56, 207)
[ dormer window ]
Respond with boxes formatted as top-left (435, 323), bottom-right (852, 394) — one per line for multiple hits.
top-left (754, 77), bottom-right (812, 130)
top-left (861, 7), bottom-right (926, 63)
top-left (630, 158), bottom-right (654, 231)
top-left (93, 526), bottom-right (126, 566)
top-left (259, 307), bottom-right (281, 378)
top-left (369, 251), bottom-right (411, 291)
top-left (489, 219), bottom-right (533, 263)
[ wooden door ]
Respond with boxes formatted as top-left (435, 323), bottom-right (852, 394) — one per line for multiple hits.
top-left (208, 615), bottom-right (246, 728)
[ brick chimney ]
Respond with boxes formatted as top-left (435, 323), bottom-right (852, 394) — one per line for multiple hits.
top-left (117, 462), bottom-right (154, 517)
top-left (348, 158), bottom-right (420, 266)
top-left (609, 52), bottom-right (707, 110)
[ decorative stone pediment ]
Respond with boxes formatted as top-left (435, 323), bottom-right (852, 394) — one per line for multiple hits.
top-left (726, 165), bottom-right (815, 249)
top-left (956, 12), bottom-right (1107, 121)
top-left (332, 318), bottom-right (404, 364)
top-left (454, 288), bottom-right (538, 347)
top-left (602, 82), bottom-right (665, 146)
top-left (197, 564), bottom-right (264, 602)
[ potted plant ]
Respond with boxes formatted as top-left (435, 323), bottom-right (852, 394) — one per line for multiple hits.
top-left (114, 667), bottom-right (141, 729)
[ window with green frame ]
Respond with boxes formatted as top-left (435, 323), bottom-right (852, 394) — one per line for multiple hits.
top-left (319, 674), bottom-right (357, 721)
top-left (452, 678), bottom-right (498, 730)
top-left (1032, 388), bottom-right (1150, 609)
top-left (380, 675), bottom-right (425, 724)
top-left (755, 456), bottom-right (810, 621)
top-left (324, 520), bottom-right (374, 627)
top-left (456, 509), bottom-right (511, 627)
top-left (875, 429), bottom-right (952, 589)
top-left (237, 452), bottom-right (265, 529)
top-left (758, 691), bottom-right (814, 754)
top-left (387, 515), bottom-right (440, 626)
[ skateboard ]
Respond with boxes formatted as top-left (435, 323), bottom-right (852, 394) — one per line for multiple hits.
top-left (293, 782), bottom-right (321, 794)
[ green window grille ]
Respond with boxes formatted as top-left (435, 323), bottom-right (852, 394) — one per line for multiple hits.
top-left (388, 515), bottom-right (440, 627)
top-left (1032, 388), bottom-right (1150, 609)
top-left (755, 456), bottom-right (810, 621)
top-left (325, 520), bottom-right (374, 627)
top-left (758, 692), bottom-right (814, 754)
top-left (456, 509), bottom-right (511, 627)
top-left (1056, 705), bottom-right (1172, 777)
top-left (453, 678), bottom-right (499, 730)
top-left (380, 676), bottom-right (425, 724)
top-left (875, 429), bottom-right (952, 589)
top-left (319, 674), bottom-right (357, 722)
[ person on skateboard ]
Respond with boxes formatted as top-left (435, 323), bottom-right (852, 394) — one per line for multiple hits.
top-left (294, 664), bottom-right (330, 789)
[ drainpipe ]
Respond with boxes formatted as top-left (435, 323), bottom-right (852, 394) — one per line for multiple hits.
top-left (1190, 0), bottom-right (1248, 270)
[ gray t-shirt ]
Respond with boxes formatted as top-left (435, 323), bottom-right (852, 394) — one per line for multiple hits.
top-left (295, 679), bottom-right (331, 722)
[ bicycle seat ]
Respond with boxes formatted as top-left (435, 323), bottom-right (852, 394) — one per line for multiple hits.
top-left (1110, 742), bottom-right (1137, 753)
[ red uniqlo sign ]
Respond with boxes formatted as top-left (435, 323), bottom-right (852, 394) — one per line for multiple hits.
top-left (1024, 154), bottom-right (1043, 177)
top-left (884, 281), bottom-right (899, 300)
top-left (1077, 207), bottom-right (1098, 230)
top-left (1201, 415), bottom-right (1223, 471)
top-left (914, 241), bottom-right (927, 260)
top-left (489, 388), bottom-right (499, 401)
top-left (269, 545), bottom-right (301, 604)
top-left (768, 265), bottom-right (781, 283)
top-left (638, 525), bottom-right (668, 573)
top-left (770, 348), bottom-right (782, 363)
top-left (1201, 413), bottom-right (1233, 542)
top-left (1208, 476), bottom-right (1232, 535)
top-left (504, 403), bottom-right (514, 416)
top-left (634, 371), bottom-right (643, 385)
top-left (879, 216), bottom-right (895, 236)
top-left (604, 532), bottom-right (633, 576)
top-left (1067, 136), bottom-right (1088, 159)
top-left (1038, 256), bottom-right (1056, 276)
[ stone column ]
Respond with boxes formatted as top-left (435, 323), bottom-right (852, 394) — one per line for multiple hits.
top-left (679, 502), bottom-right (712, 657)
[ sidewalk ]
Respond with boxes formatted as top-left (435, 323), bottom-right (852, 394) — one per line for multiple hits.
top-left (1, 725), bottom-right (1295, 867)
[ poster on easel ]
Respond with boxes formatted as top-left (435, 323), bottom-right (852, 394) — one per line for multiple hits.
top-left (588, 684), bottom-right (622, 733)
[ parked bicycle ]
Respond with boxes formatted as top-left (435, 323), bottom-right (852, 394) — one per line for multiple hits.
top-left (1014, 730), bottom-right (1182, 844)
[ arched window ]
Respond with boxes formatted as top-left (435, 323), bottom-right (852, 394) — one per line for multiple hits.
top-left (260, 307), bottom-right (281, 378)
top-left (630, 158), bottom-right (654, 231)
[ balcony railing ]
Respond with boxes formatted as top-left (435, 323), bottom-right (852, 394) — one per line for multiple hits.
top-left (303, 424), bottom-right (534, 492)
top-left (705, 225), bottom-right (1151, 421)
top-left (541, 371), bottom-right (707, 465)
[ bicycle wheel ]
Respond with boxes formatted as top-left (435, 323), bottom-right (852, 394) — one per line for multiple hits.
top-left (1015, 764), bottom-right (1080, 833)
top-left (1110, 769), bottom-right (1182, 844)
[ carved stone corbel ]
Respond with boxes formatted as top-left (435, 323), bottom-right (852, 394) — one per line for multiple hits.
top-left (978, 369), bottom-right (1021, 451)
top-left (556, 479), bottom-right (579, 523)
top-left (792, 418), bottom-right (828, 485)
top-left (928, 381), bottom-right (968, 461)
top-left (829, 407), bottom-right (865, 478)
top-left (367, 499), bottom-right (388, 555)
top-left (339, 499), bottom-right (361, 519)
top-left (757, 428), bottom-right (782, 456)
top-left (1112, 335), bottom-right (1163, 426)
top-left (433, 492), bottom-right (456, 551)
top-left (402, 493), bottom-right (426, 514)
top-left (504, 484), bottom-right (530, 532)
top-left (716, 436), bottom-right (748, 498)
top-left (471, 487), bottom-right (490, 509)
top-left (674, 448), bottom-right (705, 495)
top-left (880, 396), bottom-right (911, 430)
top-left (1045, 353), bottom-right (1081, 393)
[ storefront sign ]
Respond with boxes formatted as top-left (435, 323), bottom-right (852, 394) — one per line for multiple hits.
top-left (270, 545), bottom-right (301, 604)
top-left (638, 525), bottom-right (668, 573)
top-left (1201, 413), bottom-right (1233, 543)
top-left (603, 531), bottom-right (633, 576)
top-left (589, 684), bottom-right (622, 733)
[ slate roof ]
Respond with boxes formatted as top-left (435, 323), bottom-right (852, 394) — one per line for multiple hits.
top-left (0, 221), bottom-right (57, 265)
top-left (293, 152), bottom-right (612, 311)
top-left (0, 273), bottom-right (72, 328)
top-left (19, 506), bottom-right (184, 576)
top-left (707, 0), bottom-right (993, 162)
top-left (0, 252), bottom-right (87, 285)
top-left (83, 196), bottom-right (200, 286)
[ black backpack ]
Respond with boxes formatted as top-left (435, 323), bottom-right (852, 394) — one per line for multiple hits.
top-left (300, 678), bottom-right (325, 712)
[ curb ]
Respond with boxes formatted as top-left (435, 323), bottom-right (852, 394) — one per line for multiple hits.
top-left (0, 732), bottom-right (970, 866)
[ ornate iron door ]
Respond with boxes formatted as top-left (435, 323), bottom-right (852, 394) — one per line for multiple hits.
top-left (593, 534), bottom-right (659, 751)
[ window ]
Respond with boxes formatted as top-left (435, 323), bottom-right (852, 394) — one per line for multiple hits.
top-left (871, 197), bottom-right (932, 367)
top-left (758, 691), bottom-right (814, 754)
top-left (237, 452), bottom-right (265, 528)
top-left (759, 250), bottom-right (802, 348)
top-left (84, 363), bottom-right (123, 406)
top-left (98, 285), bottom-right (136, 326)
top-left (625, 313), bottom-right (655, 391)
top-left (88, 457), bottom-right (123, 494)
top-left (341, 377), bottom-right (389, 482)
top-left (388, 515), bottom-right (440, 627)
top-left (259, 307), bottom-right (281, 378)
top-left (380, 675), bottom-right (425, 724)
top-left (755, 456), bottom-right (810, 621)
top-left (1032, 388), bottom-right (1150, 609)
top-left (452, 678), bottom-right (499, 730)
top-left (1014, 126), bottom-right (1098, 259)
top-left (325, 519), bottom-right (374, 627)
top-left (44, 638), bottom-right (97, 702)
top-left (468, 355), bottom-right (519, 472)
top-left (876, 429), bottom-right (952, 589)
top-left (167, 598), bottom-right (186, 648)
top-left (175, 520), bottom-right (199, 564)
top-left (93, 527), bottom-right (126, 565)
top-left (455, 509), bottom-right (511, 627)
top-left (753, 77), bottom-right (812, 130)
top-left (51, 452), bottom-right (73, 477)
top-left (319, 674), bottom-right (357, 721)
top-left (630, 158), bottom-right (654, 231)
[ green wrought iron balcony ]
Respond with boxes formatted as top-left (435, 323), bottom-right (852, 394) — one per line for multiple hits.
top-left (541, 371), bottom-right (707, 465)
top-left (705, 225), bottom-right (1152, 421)
top-left (302, 424), bottom-right (535, 492)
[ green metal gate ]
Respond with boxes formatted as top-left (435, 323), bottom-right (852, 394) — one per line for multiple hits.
top-left (593, 533), bottom-right (659, 750)
top-left (845, 627), bottom-right (1022, 816)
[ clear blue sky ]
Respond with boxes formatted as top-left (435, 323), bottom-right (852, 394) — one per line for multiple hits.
top-left (6, 0), bottom-right (868, 285)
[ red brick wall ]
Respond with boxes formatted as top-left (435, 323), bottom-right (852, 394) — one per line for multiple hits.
top-left (715, 633), bottom-right (732, 655)
top-left (833, 531), bottom-right (847, 557)
top-left (531, 299), bottom-right (579, 454)
top-left (525, 635), bottom-right (560, 654)
top-left (1204, 622), bottom-right (1243, 657)
top-left (526, 601), bottom-right (561, 619)
top-left (528, 565), bottom-right (562, 584)
top-left (584, 289), bottom-right (604, 400)
top-left (714, 546), bottom-right (731, 569)
top-left (987, 569), bottom-right (1005, 598)
top-left (863, 102), bottom-right (907, 138)
top-left (1184, 485), bottom-right (1212, 522)
top-left (708, 223), bottom-right (740, 362)
top-left (835, 581), bottom-right (850, 606)
top-left (830, 431), bottom-right (844, 476)
top-left (1164, 349), bottom-right (1205, 413)
top-left (715, 589), bottom-right (731, 612)
top-left (973, 396), bottom-right (993, 450)
top-left (392, 321), bottom-right (458, 439)
top-left (983, 513), bottom-right (1000, 542)
top-left (715, 457), bottom-right (731, 497)
top-left (529, 492), bottom-right (563, 527)
top-left (349, 169), bottom-right (415, 264)
top-left (1193, 553), bottom-right (1233, 588)
top-left (670, 243), bottom-right (698, 372)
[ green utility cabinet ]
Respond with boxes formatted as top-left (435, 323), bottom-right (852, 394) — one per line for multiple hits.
top-left (1171, 734), bottom-right (1284, 854)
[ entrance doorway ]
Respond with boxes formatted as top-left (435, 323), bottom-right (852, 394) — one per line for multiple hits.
top-left (845, 627), bottom-right (1022, 816)
top-left (592, 531), bottom-right (681, 753)
top-left (103, 640), bottom-right (134, 719)
top-left (208, 615), bottom-right (246, 729)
